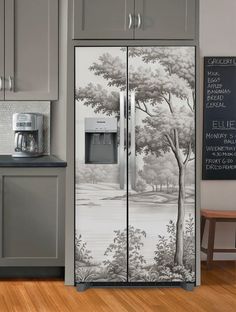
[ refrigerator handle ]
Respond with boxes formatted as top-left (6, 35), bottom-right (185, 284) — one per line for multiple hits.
top-left (119, 92), bottom-right (125, 189)
top-left (131, 91), bottom-right (136, 190)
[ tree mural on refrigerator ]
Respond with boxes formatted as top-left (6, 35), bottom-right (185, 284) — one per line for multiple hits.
top-left (75, 47), bottom-right (195, 282)
top-left (129, 47), bottom-right (195, 269)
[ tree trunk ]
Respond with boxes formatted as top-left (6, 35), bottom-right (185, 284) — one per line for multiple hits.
top-left (174, 164), bottom-right (186, 266)
top-left (155, 184), bottom-right (158, 192)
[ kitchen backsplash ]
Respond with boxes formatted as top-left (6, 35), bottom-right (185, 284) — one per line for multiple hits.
top-left (0, 101), bottom-right (50, 155)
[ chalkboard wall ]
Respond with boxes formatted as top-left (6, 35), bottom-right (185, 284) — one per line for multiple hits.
top-left (203, 57), bottom-right (236, 180)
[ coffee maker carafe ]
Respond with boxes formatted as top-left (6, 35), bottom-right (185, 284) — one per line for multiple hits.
top-left (12, 113), bottom-right (43, 158)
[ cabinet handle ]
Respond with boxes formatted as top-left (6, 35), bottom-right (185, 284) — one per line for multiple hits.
top-left (130, 91), bottom-right (136, 190)
top-left (0, 77), bottom-right (3, 91)
top-left (119, 92), bottom-right (125, 190)
top-left (128, 13), bottom-right (133, 29)
top-left (137, 14), bottom-right (142, 29)
top-left (8, 76), bottom-right (14, 92)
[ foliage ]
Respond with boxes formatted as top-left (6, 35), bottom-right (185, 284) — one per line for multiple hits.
top-left (156, 265), bottom-right (195, 282)
top-left (184, 215), bottom-right (195, 269)
top-left (75, 219), bottom-right (195, 282)
top-left (77, 164), bottom-right (118, 184)
top-left (75, 233), bottom-right (93, 266)
top-left (76, 84), bottom-right (120, 117)
top-left (139, 154), bottom-right (178, 193)
top-left (103, 229), bottom-right (127, 281)
top-left (154, 220), bottom-right (176, 266)
top-left (128, 47), bottom-right (195, 91)
top-left (103, 227), bottom-right (147, 282)
top-left (135, 179), bottom-right (147, 192)
top-left (151, 214), bottom-right (195, 281)
top-left (90, 53), bottom-right (126, 89)
top-left (128, 226), bottom-right (147, 281)
top-left (75, 267), bottom-right (98, 282)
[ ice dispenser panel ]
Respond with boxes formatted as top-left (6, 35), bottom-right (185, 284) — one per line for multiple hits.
top-left (85, 118), bottom-right (117, 164)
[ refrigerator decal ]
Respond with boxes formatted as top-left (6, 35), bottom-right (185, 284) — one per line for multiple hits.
top-left (128, 47), bottom-right (195, 282)
top-left (75, 47), bottom-right (128, 282)
top-left (75, 46), bottom-right (195, 285)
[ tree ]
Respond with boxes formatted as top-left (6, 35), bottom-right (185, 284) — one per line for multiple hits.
top-left (139, 154), bottom-right (178, 193)
top-left (131, 47), bottom-right (195, 265)
top-left (75, 47), bottom-right (195, 266)
top-left (77, 164), bottom-right (118, 184)
top-left (135, 179), bottom-right (147, 193)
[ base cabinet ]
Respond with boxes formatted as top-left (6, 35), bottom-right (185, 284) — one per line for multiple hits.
top-left (0, 168), bottom-right (65, 266)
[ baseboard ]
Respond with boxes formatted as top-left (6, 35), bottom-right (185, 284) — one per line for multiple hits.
top-left (0, 267), bottom-right (64, 279)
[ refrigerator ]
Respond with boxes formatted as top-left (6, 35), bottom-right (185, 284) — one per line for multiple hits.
top-left (75, 46), bottom-right (196, 289)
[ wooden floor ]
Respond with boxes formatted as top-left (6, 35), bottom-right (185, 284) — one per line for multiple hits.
top-left (0, 262), bottom-right (236, 311)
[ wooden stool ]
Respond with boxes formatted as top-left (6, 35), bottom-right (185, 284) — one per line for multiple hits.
top-left (201, 209), bottom-right (236, 269)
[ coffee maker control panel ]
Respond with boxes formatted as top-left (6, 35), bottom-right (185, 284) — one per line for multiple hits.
top-left (13, 113), bottom-right (41, 131)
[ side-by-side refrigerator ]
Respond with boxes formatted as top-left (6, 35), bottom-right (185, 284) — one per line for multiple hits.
top-left (75, 46), bottom-right (196, 289)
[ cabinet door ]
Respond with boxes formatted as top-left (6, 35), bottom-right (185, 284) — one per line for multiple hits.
top-left (0, 169), bottom-right (65, 266)
top-left (4, 0), bottom-right (58, 100)
top-left (0, 0), bottom-right (4, 100)
top-left (73, 0), bottom-right (134, 39)
top-left (135, 0), bottom-right (196, 39)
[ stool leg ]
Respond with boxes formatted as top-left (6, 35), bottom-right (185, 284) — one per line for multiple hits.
top-left (201, 216), bottom-right (206, 245)
top-left (207, 219), bottom-right (216, 269)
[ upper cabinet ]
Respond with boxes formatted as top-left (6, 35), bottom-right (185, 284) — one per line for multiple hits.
top-left (1, 0), bottom-right (58, 101)
top-left (72, 0), bottom-right (196, 40)
top-left (73, 0), bottom-right (134, 39)
top-left (135, 0), bottom-right (196, 39)
top-left (0, 0), bottom-right (4, 100)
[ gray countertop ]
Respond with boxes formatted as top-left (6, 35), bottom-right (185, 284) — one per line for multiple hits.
top-left (0, 155), bottom-right (67, 167)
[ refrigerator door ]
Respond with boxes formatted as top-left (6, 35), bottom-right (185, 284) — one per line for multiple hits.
top-left (128, 47), bottom-right (196, 283)
top-left (75, 47), bottom-right (128, 283)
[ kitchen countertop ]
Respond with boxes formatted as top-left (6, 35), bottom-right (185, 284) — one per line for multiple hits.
top-left (0, 155), bottom-right (67, 167)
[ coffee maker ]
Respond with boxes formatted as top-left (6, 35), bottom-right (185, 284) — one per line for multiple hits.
top-left (12, 113), bottom-right (44, 158)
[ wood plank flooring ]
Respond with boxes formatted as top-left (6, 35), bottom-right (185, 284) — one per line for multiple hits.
top-left (0, 261), bottom-right (236, 311)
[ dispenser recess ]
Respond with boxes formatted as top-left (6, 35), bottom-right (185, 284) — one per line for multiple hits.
top-left (85, 118), bottom-right (117, 164)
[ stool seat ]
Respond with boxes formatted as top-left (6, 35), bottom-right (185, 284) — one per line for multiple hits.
top-left (201, 209), bottom-right (236, 269)
top-left (201, 209), bottom-right (236, 219)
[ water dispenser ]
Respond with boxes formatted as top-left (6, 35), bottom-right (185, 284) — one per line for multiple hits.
top-left (85, 118), bottom-right (117, 164)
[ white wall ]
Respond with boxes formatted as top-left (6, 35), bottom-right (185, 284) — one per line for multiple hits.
top-left (200, 0), bottom-right (236, 259)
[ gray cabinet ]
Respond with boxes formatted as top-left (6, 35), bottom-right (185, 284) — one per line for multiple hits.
top-left (73, 0), bottom-right (134, 39)
top-left (2, 0), bottom-right (58, 101)
top-left (0, 0), bottom-right (4, 100)
top-left (0, 168), bottom-right (65, 266)
top-left (72, 0), bottom-right (196, 40)
top-left (135, 0), bottom-right (196, 39)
